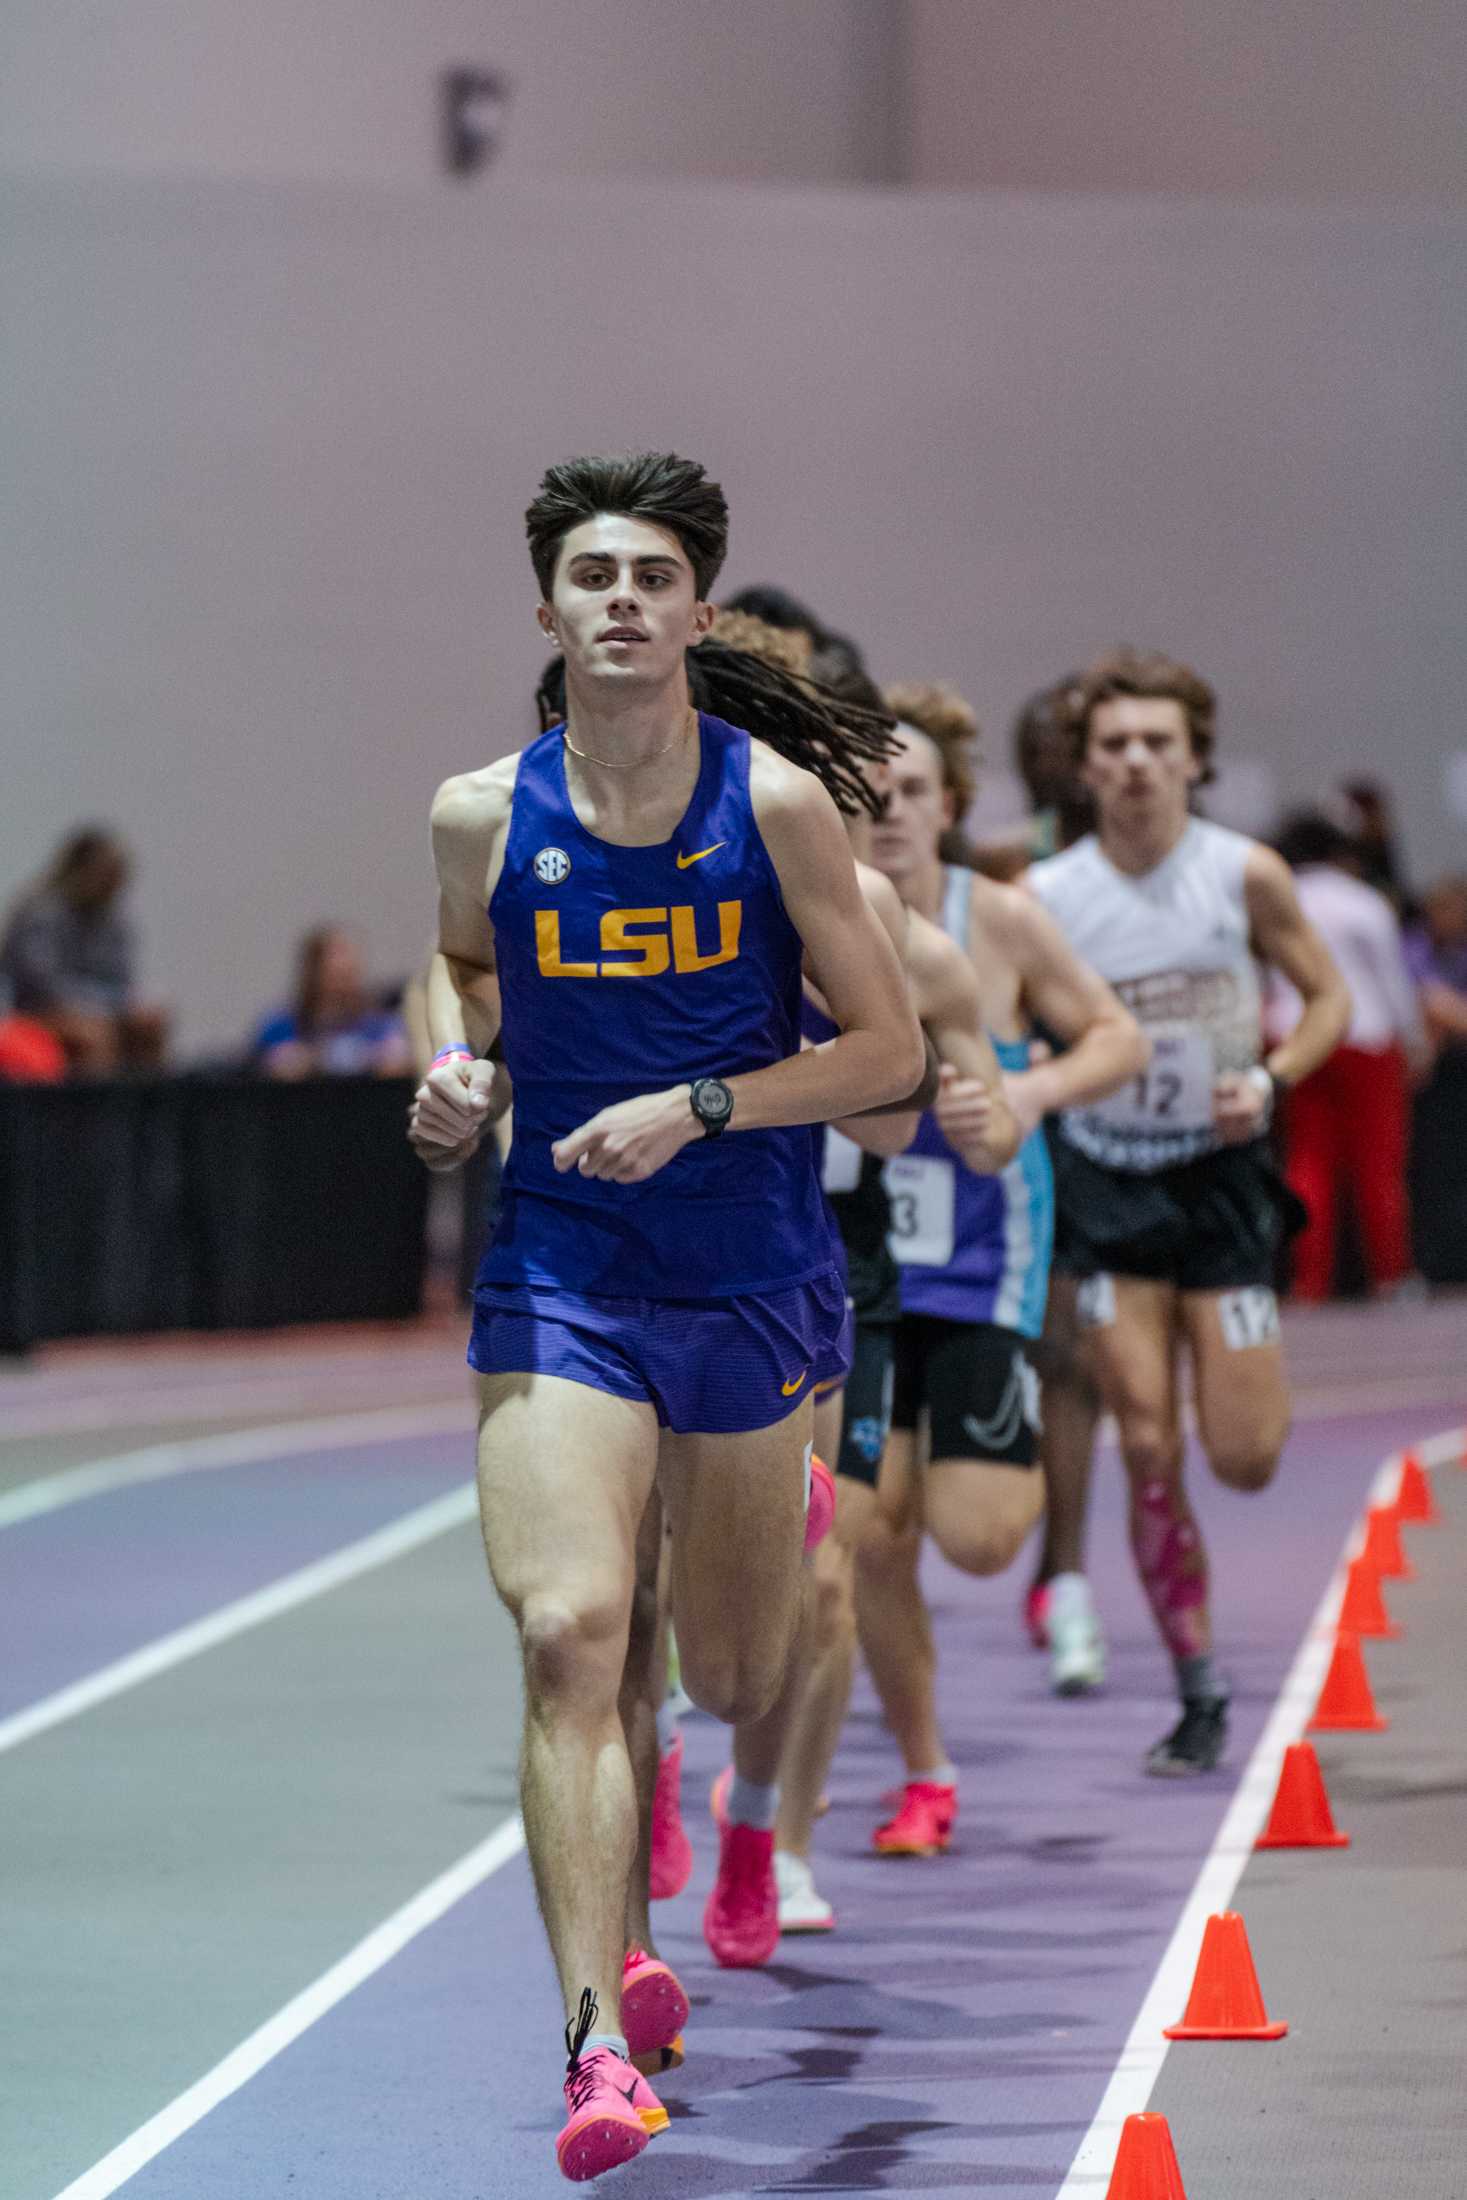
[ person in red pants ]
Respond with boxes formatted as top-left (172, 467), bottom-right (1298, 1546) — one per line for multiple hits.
top-left (1271, 812), bottom-right (1430, 1300)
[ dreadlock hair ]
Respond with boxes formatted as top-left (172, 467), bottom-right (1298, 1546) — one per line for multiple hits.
top-left (532, 612), bottom-right (897, 820)
top-left (1069, 645), bottom-right (1218, 786)
top-left (524, 451), bottom-right (729, 601)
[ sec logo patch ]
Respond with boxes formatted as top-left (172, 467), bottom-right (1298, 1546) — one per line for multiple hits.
top-left (533, 847), bottom-right (571, 885)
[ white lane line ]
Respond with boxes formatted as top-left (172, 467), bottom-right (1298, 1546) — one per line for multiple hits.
top-left (0, 1402), bottom-right (472, 1532)
top-left (3, 1360), bottom-right (1451, 1534)
top-left (48, 1812), bottom-right (527, 2200)
top-left (1056, 1424), bottom-right (1465, 2196)
top-left (0, 1368), bottom-right (464, 1443)
top-left (0, 1483), bottom-right (477, 1758)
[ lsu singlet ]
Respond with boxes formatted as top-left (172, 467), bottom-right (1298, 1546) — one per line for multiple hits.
top-left (883, 867), bottom-right (1054, 1340)
top-left (480, 713), bottom-right (839, 1300)
top-left (1028, 819), bottom-right (1263, 1173)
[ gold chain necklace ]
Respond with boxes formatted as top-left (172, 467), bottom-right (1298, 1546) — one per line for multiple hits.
top-left (562, 707), bottom-right (696, 771)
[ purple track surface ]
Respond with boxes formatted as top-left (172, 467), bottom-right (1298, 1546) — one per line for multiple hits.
top-left (83, 1386), bottom-right (1459, 2200)
top-left (0, 1436), bottom-right (470, 1716)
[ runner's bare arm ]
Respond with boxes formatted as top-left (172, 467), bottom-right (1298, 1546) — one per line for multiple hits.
top-left (408, 765), bottom-right (514, 1171)
top-left (753, 760), bottom-right (925, 1122)
top-left (551, 760), bottom-right (923, 1183)
top-left (1218, 845), bottom-right (1349, 1140)
top-left (825, 866), bottom-right (927, 1154)
top-left (903, 912), bottom-right (1021, 1171)
top-left (1004, 886), bottom-right (1149, 1135)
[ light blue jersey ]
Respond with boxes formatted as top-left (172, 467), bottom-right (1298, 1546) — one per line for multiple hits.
top-left (886, 869), bottom-right (1054, 1338)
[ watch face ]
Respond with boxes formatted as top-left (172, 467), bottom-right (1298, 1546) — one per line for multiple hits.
top-left (695, 1079), bottom-right (732, 1122)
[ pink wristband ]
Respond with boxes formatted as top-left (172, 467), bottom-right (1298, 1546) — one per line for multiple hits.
top-left (431, 1045), bottom-right (474, 1069)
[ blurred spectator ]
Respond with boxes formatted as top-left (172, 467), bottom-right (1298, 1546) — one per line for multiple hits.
top-left (1335, 778), bottom-right (1409, 908)
top-left (252, 926), bottom-right (412, 1079)
top-left (1271, 811), bottom-right (1429, 1301)
top-left (0, 978), bottom-right (66, 1083)
top-left (0, 827), bottom-right (168, 1074)
top-left (1404, 877), bottom-right (1467, 1052)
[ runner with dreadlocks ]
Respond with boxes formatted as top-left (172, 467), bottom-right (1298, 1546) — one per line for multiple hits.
top-left (692, 621), bottom-right (1023, 1960)
top-left (407, 452), bottom-right (923, 2183)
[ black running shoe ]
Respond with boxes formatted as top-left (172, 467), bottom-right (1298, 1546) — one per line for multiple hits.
top-left (1145, 1694), bottom-right (1229, 1777)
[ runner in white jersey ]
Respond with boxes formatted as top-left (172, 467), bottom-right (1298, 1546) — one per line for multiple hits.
top-left (1028, 647), bottom-right (1348, 1775)
top-left (856, 685), bottom-right (1145, 1855)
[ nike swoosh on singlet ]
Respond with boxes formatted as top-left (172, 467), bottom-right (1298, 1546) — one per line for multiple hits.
top-left (676, 842), bottom-right (726, 868)
top-left (781, 1370), bottom-right (808, 1396)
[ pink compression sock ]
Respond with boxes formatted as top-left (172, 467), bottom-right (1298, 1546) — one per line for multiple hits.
top-left (1130, 1479), bottom-right (1209, 1659)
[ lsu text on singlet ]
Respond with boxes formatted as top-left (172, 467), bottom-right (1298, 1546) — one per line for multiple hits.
top-left (480, 714), bottom-right (840, 1300)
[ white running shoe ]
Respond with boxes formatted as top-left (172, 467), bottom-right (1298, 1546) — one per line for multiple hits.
top-left (1047, 1572), bottom-right (1105, 1696)
top-left (774, 1849), bottom-right (835, 1933)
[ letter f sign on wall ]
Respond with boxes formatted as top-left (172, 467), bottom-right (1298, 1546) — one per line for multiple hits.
top-left (440, 67), bottom-right (511, 177)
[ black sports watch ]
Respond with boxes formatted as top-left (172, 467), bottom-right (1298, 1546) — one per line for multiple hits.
top-left (689, 1076), bottom-right (735, 1139)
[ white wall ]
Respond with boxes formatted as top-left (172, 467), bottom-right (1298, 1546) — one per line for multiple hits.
top-left (0, 0), bottom-right (902, 187)
top-left (4, 172), bottom-right (1463, 1052)
top-left (909, 0), bottom-right (1467, 204)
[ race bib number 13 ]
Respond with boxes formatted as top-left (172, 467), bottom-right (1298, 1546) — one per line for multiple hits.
top-left (883, 1154), bottom-right (956, 1267)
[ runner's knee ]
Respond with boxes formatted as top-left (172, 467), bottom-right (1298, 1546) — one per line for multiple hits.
top-left (1208, 1436), bottom-right (1284, 1493)
top-left (934, 1518), bottom-right (1024, 1576)
top-left (677, 1639), bottom-right (786, 1725)
top-left (1119, 1421), bottom-right (1183, 1489)
top-left (929, 1486), bottom-right (1039, 1577)
top-left (854, 1506), bottom-right (920, 1585)
top-left (519, 1591), bottom-right (626, 1710)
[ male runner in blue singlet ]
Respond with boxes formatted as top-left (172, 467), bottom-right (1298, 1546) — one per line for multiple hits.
top-left (858, 685), bottom-right (1145, 1855)
top-left (407, 453), bottom-right (923, 2181)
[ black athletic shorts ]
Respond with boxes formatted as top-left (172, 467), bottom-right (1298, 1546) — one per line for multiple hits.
top-left (890, 1313), bottom-right (1041, 1469)
top-left (1050, 1135), bottom-right (1306, 1294)
top-left (832, 1318), bottom-right (896, 1487)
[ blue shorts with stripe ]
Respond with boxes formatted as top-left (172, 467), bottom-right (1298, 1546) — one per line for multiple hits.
top-left (468, 1267), bottom-right (851, 1435)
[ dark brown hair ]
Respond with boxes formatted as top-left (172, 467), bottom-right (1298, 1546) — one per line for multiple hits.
top-left (1070, 646), bottom-right (1217, 785)
top-left (883, 681), bottom-right (980, 817)
top-left (525, 451), bottom-right (729, 601)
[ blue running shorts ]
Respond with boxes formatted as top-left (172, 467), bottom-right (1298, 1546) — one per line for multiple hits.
top-left (469, 1267), bottom-right (851, 1435)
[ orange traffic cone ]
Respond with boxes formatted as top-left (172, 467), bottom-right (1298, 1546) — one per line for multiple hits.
top-left (1337, 1555), bottom-right (1399, 1639)
top-left (1255, 1741), bottom-right (1350, 1849)
top-left (1164, 1910), bottom-right (1287, 2039)
top-left (1309, 1631), bottom-right (1388, 1732)
top-left (1362, 1505), bottom-right (1414, 1581)
top-left (1103, 2112), bottom-right (1190, 2198)
top-left (1395, 1452), bottom-right (1438, 1525)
